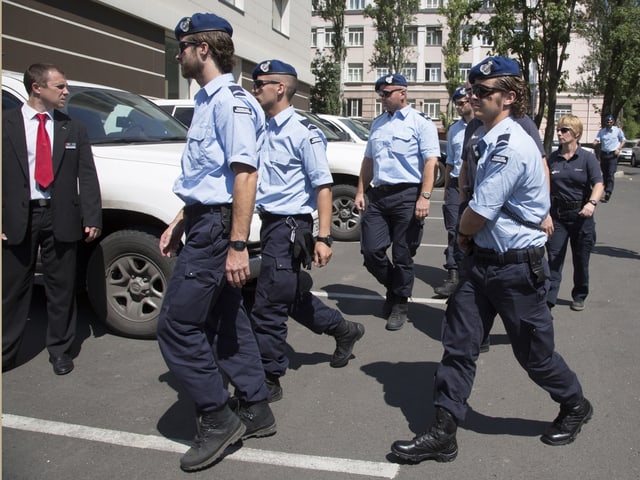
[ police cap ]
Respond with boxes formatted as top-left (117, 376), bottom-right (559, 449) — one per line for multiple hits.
top-left (374, 73), bottom-right (408, 91)
top-left (252, 60), bottom-right (297, 79)
top-left (174, 13), bottom-right (233, 40)
top-left (452, 86), bottom-right (468, 100)
top-left (468, 56), bottom-right (521, 83)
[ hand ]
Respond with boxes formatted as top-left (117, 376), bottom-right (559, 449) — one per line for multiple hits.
top-left (226, 248), bottom-right (250, 288)
top-left (2, 232), bottom-right (7, 241)
top-left (579, 203), bottom-right (596, 218)
top-left (456, 233), bottom-right (473, 252)
top-left (313, 242), bottom-right (332, 268)
top-left (355, 192), bottom-right (366, 211)
top-left (84, 226), bottom-right (102, 243)
top-left (159, 220), bottom-right (184, 257)
top-left (541, 214), bottom-right (554, 237)
top-left (414, 196), bottom-right (430, 220)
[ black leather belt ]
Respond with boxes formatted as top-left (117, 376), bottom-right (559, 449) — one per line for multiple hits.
top-left (184, 203), bottom-right (231, 216)
top-left (554, 200), bottom-right (583, 210)
top-left (30, 199), bottom-right (51, 207)
top-left (474, 246), bottom-right (545, 265)
top-left (373, 183), bottom-right (420, 194)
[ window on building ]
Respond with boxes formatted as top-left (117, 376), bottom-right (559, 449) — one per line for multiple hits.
top-left (425, 63), bottom-right (441, 82)
top-left (347, 63), bottom-right (364, 82)
top-left (346, 98), bottom-right (362, 117)
top-left (402, 63), bottom-right (417, 82)
top-left (348, 27), bottom-right (364, 47)
top-left (311, 28), bottom-right (318, 47)
top-left (422, 0), bottom-right (441, 8)
top-left (459, 63), bottom-right (471, 80)
top-left (272, 0), bottom-right (290, 36)
top-left (220, 0), bottom-right (245, 10)
top-left (482, 1), bottom-right (495, 9)
top-left (555, 105), bottom-right (572, 122)
top-left (325, 29), bottom-right (335, 48)
top-left (460, 26), bottom-right (472, 46)
top-left (375, 101), bottom-right (384, 116)
top-left (348, 0), bottom-right (367, 9)
top-left (376, 67), bottom-right (390, 78)
top-left (312, 0), bottom-right (326, 11)
top-left (426, 27), bottom-right (443, 46)
top-left (423, 101), bottom-right (440, 119)
top-left (406, 26), bottom-right (418, 46)
top-left (481, 33), bottom-right (493, 47)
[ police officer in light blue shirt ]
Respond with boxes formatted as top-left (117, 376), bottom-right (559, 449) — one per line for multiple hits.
top-left (155, 13), bottom-right (275, 473)
top-left (392, 56), bottom-right (592, 464)
top-left (355, 73), bottom-right (440, 331)
top-left (593, 114), bottom-right (625, 202)
top-left (250, 59), bottom-right (365, 402)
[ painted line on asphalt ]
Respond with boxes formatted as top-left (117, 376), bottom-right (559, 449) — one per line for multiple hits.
top-left (312, 291), bottom-right (447, 305)
top-left (2, 414), bottom-right (399, 479)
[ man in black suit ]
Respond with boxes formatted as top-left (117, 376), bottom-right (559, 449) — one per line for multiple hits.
top-left (2, 63), bottom-right (102, 375)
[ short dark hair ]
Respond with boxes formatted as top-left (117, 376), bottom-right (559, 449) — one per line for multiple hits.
top-left (24, 63), bottom-right (64, 94)
top-left (191, 30), bottom-right (235, 73)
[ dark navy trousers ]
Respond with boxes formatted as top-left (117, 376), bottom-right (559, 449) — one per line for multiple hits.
top-left (546, 211), bottom-right (596, 305)
top-left (157, 208), bottom-right (268, 413)
top-left (434, 253), bottom-right (584, 422)
top-left (251, 214), bottom-right (343, 377)
top-left (442, 176), bottom-right (462, 270)
top-left (600, 151), bottom-right (617, 194)
top-left (360, 185), bottom-right (423, 298)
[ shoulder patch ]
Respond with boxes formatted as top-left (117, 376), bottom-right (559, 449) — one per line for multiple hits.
top-left (228, 85), bottom-right (247, 98)
top-left (310, 136), bottom-right (323, 144)
top-left (233, 106), bottom-right (252, 115)
top-left (490, 154), bottom-right (509, 164)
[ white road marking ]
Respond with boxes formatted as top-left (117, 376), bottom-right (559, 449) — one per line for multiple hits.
top-left (2, 414), bottom-right (399, 479)
top-left (311, 290), bottom-right (447, 305)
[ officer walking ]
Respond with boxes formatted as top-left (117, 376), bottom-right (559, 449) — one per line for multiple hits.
top-left (391, 57), bottom-right (592, 463)
top-left (156, 13), bottom-right (275, 472)
top-left (434, 86), bottom-right (473, 297)
top-left (593, 114), bottom-right (625, 202)
top-left (355, 74), bottom-right (440, 330)
top-left (250, 60), bottom-right (365, 402)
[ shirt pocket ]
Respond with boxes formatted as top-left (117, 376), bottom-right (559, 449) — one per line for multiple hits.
top-left (391, 132), bottom-right (414, 155)
top-left (186, 124), bottom-right (217, 168)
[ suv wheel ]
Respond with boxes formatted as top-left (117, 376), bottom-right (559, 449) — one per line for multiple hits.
top-left (632, 153), bottom-right (638, 168)
top-left (434, 161), bottom-right (446, 188)
top-left (331, 184), bottom-right (361, 242)
top-left (86, 229), bottom-right (175, 338)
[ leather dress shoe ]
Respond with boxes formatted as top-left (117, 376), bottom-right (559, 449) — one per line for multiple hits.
top-left (541, 397), bottom-right (593, 446)
top-left (49, 354), bottom-right (74, 375)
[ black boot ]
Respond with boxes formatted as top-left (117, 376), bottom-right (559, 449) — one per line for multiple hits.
top-left (434, 269), bottom-right (459, 297)
top-left (236, 399), bottom-right (277, 440)
top-left (391, 407), bottom-right (458, 463)
top-left (541, 397), bottom-right (593, 446)
top-left (180, 404), bottom-right (245, 472)
top-left (382, 290), bottom-right (395, 318)
top-left (330, 320), bottom-right (365, 368)
top-left (265, 373), bottom-right (283, 403)
top-left (386, 297), bottom-right (408, 331)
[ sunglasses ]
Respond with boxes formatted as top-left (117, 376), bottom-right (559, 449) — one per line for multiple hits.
top-left (556, 127), bottom-right (572, 134)
top-left (252, 79), bottom-right (281, 89)
top-left (377, 88), bottom-right (404, 98)
top-left (178, 41), bottom-right (200, 53)
top-left (454, 100), bottom-right (469, 107)
top-left (469, 84), bottom-right (506, 98)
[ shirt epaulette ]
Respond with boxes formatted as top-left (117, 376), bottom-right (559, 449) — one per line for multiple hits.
top-left (299, 118), bottom-right (319, 132)
top-left (417, 111), bottom-right (433, 122)
top-left (228, 85), bottom-right (247, 97)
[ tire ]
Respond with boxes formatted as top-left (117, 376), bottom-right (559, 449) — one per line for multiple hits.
top-left (86, 229), bottom-right (175, 338)
top-left (631, 153), bottom-right (638, 168)
top-left (331, 184), bottom-right (361, 242)
top-left (434, 160), bottom-right (446, 188)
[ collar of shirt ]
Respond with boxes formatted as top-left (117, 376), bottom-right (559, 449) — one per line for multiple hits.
top-left (268, 105), bottom-right (295, 129)
top-left (197, 73), bottom-right (235, 102)
top-left (389, 104), bottom-right (412, 119)
top-left (22, 103), bottom-right (53, 122)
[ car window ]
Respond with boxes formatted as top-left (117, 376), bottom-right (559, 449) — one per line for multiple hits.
top-left (2, 90), bottom-right (23, 111)
top-left (173, 107), bottom-right (194, 128)
top-left (296, 111), bottom-right (343, 142)
top-left (341, 117), bottom-right (370, 141)
top-left (65, 86), bottom-right (187, 144)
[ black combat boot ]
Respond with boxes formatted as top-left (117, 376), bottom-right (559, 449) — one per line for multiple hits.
top-left (180, 404), bottom-right (245, 472)
top-left (386, 297), bottom-right (408, 331)
top-left (382, 290), bottom-right (395, 318)
top-left (391, 407), bottom-right (458, 463)
top-left (236, 399), bottom-right (277, 440)
top-left (541, 397), bottom-right (593, 446)
top-left (265, 373), bottom-right (283, 403)
top-left (434, 269), bottom-right (459, 297)
top-left (330, 320), bottom-right (365, 368)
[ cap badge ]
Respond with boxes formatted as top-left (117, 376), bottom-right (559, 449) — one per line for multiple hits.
top-left (385, 75), bottom-right (394, 84)
top-left (179, 18), bottom-right (192, 33)
top-left (479, 61), bottom-right (493, 76)
top-left (260, 61), bottom-right (271, 73)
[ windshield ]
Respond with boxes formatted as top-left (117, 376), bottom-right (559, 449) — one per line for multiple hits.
top-left (64, 86), bottom-right (187, 144)
top-left (340, 117), bottom-right (370, 141)
top-left (296, 110), bottom-right (344, 141)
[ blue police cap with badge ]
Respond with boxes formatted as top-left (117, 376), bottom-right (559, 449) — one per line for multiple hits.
top-left (252, 59), bottom-right (298, 79)
top-left (174, 13), bottom-right (233, 40)
top-left (468, 56), bottom-right (521, 83)
top-left (374, 73), bottom-right (408, 91)
top-left (452, 86), bottom-right (467, 100)
top-left (605, 114), bottom-right (615, 122)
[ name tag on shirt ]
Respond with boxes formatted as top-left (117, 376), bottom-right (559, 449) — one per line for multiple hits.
top-left (65, 142), bottom-right (77, 149)
top-left (233, 106), bottom-right (252, 115)
top-left (491, 154), bottom-right (508, 164)
top-left (310, 137), bottom-right (322, 144)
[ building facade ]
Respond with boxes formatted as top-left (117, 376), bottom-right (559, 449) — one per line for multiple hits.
top-left (311, 0), bottom-right (603, 142)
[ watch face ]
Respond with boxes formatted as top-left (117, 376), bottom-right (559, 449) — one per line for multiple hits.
top-left (422, 192), bottom-right (431, 199)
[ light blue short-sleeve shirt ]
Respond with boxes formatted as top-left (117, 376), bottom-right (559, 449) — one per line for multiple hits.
top-left (594, 125), bottom-right (625, 152)
top-left (173, 73), bottom-right (265, 205)
top-left (469, 117), bottom-right (549, 252)
top-left (256, 106), bottom-right (333, 215)
top-left (365, 105), bottom-right (440, 186)
top-left (446, 118), bottom-right (467, 178)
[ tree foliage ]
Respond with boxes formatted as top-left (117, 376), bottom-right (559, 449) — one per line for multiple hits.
top-left (363, 0), bottom-right (420, 73)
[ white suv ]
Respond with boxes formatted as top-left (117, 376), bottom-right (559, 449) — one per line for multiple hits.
top-left (2, 71), bottom-right (263, 338)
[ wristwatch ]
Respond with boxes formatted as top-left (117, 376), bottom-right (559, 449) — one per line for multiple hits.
top-left (230, 240), bottom-right (247, 251)
top-left (316, 235), bottom-right (333, 247)
top-left (588, 200), bottom-right (597, 206)
top-left (421, 191), bottom-right (432, 200)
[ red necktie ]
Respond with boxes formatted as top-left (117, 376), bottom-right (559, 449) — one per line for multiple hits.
top-left (35, 113), bottom-right (54, 189)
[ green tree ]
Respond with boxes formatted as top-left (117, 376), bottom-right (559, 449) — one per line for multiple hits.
top-left (363, 0), bottom-right (420, 73)
top-left (310, 0), bottom-right (346, 114)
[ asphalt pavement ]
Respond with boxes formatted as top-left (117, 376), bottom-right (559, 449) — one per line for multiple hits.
top-left (3, 164), bottom-right (640, 480)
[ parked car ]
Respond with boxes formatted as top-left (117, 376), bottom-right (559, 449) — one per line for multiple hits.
top-left (151, 98), bottom-right (196, 128)
top-left (318, 114), bottom-right (370, 144)
top-left (2, 71), bottom-right (263, 338)
top-left (630, 140), bottom-right (640, 167)
top-left (618, 140), bottom-right (637, 164)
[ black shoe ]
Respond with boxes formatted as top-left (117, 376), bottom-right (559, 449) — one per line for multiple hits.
top-left (382, 290), bottom-right (395, 318)
top-left (180, 404), bottom-right (245, 472)
top-left (570, 300), bottom-right (585, 311)
top-left (236, 399), bottom-right (277, 440)
top-left (386, 300), bottom-right (408, 331)
top-left (49, 354), bottom-right (74, 375)
top-left (601, 192), bottom-right (611, 203)
top-left (391, 407), bottom-right (458, 463)
top-left (540, 397), bottom-right (593, 446)
top-left (434, 269), bottom-right (459, 297)
top-left (330, 320), bottom-right (365, 368)
top-left (479, 336), bottom-right (490, 353)
top-left (265, 374), bottom-right (283, 403)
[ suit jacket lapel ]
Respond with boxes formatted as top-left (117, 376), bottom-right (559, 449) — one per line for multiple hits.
top-left (52, 110), bottom-right (70, 174)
